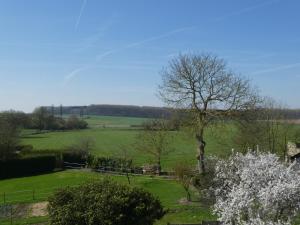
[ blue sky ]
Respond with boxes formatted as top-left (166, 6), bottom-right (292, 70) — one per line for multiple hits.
top-left (0, 0), bottom-right (299, 112)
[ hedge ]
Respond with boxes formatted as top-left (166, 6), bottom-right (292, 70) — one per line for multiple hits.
top-left (62, 152), bottom-right (87, 164)
top-left (0, 156), bottom-right (57, 179)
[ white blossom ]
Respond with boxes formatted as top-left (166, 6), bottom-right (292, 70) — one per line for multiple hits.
top-left (213, 151), bottom-right (300, 225)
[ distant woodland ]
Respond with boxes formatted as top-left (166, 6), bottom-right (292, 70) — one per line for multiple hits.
top-left (45, 104), bottom-right (172, 118)
top-left (45, 104), bottom-right (300, 120)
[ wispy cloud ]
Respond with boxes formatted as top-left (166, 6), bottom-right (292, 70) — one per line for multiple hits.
top-left (96, 26), bottom-right (195, 61)
top-left (250, 62), bottom-right (300, 75)
top-left (75, 0), bottom-right (88, 30)
top-left (214, 0), bottom-right (281, 22)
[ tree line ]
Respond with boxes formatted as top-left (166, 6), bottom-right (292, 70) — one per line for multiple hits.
top-left (42, 104), bottom-right (300, 120)
top-left (0, 108), bottom-right (87, 161)
top-left (44, 104), bottom-right (171, 118)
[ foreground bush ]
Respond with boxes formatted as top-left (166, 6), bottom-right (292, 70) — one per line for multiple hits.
top-left (48, 178), bottom-right (165, 225)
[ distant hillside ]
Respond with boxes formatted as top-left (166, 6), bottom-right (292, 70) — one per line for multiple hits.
top-left (45, 104), bottom-right (171, 118)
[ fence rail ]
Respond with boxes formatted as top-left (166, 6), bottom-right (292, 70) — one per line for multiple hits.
top-left (167, 222), bottom-right (221, 225)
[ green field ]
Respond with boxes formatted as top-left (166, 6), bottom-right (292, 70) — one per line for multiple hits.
top-left (83, 115), bottom-right (149, 127)
top-left (0, 170), bottom-right (215, 224)
top-left (21, 127), bottom-right (235, 170)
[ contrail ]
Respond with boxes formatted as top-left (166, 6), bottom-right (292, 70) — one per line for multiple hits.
top-left (63, 66), bottom-right (89, 86)
top-left (75, 0), bottom-right (88, 30)
top-left (214, 0), bottom-right (281, 22)
top-left (96, 26), bottom-right (195, 61)
top-left (251, 62), bottom-right (300, 75)
top-left (64, 26), bottom-right (195, 85)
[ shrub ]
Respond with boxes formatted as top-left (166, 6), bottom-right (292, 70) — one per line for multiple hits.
top-left (48, 178), bottom-right (165, 225)
top-left (88, 156), bottom-right (134, 172)
top-left (66, 115), bottom-right (88, 130)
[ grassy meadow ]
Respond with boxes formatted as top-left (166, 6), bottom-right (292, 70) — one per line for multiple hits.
top-left (21, 115), bottom-right (237, 170)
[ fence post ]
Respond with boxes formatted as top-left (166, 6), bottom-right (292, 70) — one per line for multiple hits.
top-left (10, 205), bottom-right (13, 225)
top-left (3, 192), bottom-right (5, 204)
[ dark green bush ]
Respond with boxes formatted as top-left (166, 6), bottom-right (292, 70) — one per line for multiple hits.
top-left (48, 178), bottom-right (165, 225)
top-left (0, 155), bottom-right (57, 179)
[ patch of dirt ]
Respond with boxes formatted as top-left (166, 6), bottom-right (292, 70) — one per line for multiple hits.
top-left (178, 197), bottom-right (192, 205)
top-left (30, 202), bottom-right (48, 217)
top-left (14, 204), bottom-right (32, 218)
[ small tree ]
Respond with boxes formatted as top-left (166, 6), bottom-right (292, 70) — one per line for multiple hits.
top-left (135, 119), bottom-right (173, 174)
top-left (293, 127), bottom-right (300, 143)
top-left (159, 53), bottom-right (258, 174)
top-left (0, 115), bottom-right (20, 160)
top-left (234, 98), bottom-right (294, 159)
top-left (32, 107), bottom-right (49, 131)
top-left (48, 178), bottom-right (165, 225)
top-left (214, 151), bottom-right (300, 225)
top-left (66, 115), bottom-right (88, 129)
top-left (174, 161), bottom-right (194, 201)
top-left (66, 137), bottom-right (95, 163)
top-left (118, 146), bottom-right (133, 185)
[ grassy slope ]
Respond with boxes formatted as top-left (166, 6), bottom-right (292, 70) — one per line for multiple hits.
top-left (0, 170), bottom-right (215, 224)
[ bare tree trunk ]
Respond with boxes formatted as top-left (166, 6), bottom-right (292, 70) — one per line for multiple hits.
top-left (126, 172), bottom-right (131, 185)
top-left (157, 158), bottom-right (162, 175)
top-left (186, 189), bottom-right (191, 201)
top-left (196, 134), bottom-right (206, 174)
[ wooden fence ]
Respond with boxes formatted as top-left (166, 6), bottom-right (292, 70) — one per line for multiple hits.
top-left (167, 222), bottom-right (221, 225)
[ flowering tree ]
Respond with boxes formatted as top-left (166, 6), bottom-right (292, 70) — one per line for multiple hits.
top-left (214, 151), bottom-right (300, 225)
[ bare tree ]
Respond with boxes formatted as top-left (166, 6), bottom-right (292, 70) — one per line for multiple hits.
top-left (118, 146), bottom-right (133, 185)
top-left (0, 115), bottom-right (21, 160)
top-left (60, 104), bottom-right (63, 118)
top-left (235, 98), bottom-right (294, 159)
top-left (32, 107), bottom-right (49, 132)
top-left (173, 161), bottom-right (194, 201)
top-left (67, 137), bottom-right (95, 162)
top-left (135, 119), bottom-right (173, 175)
top-left (159, 53), bottom-right (258, 174)
top-left (293, 127), bottom-right (300, 143)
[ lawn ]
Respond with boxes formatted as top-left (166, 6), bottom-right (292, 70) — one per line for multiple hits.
top-left (0, 170), bottom-right (215, 224)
